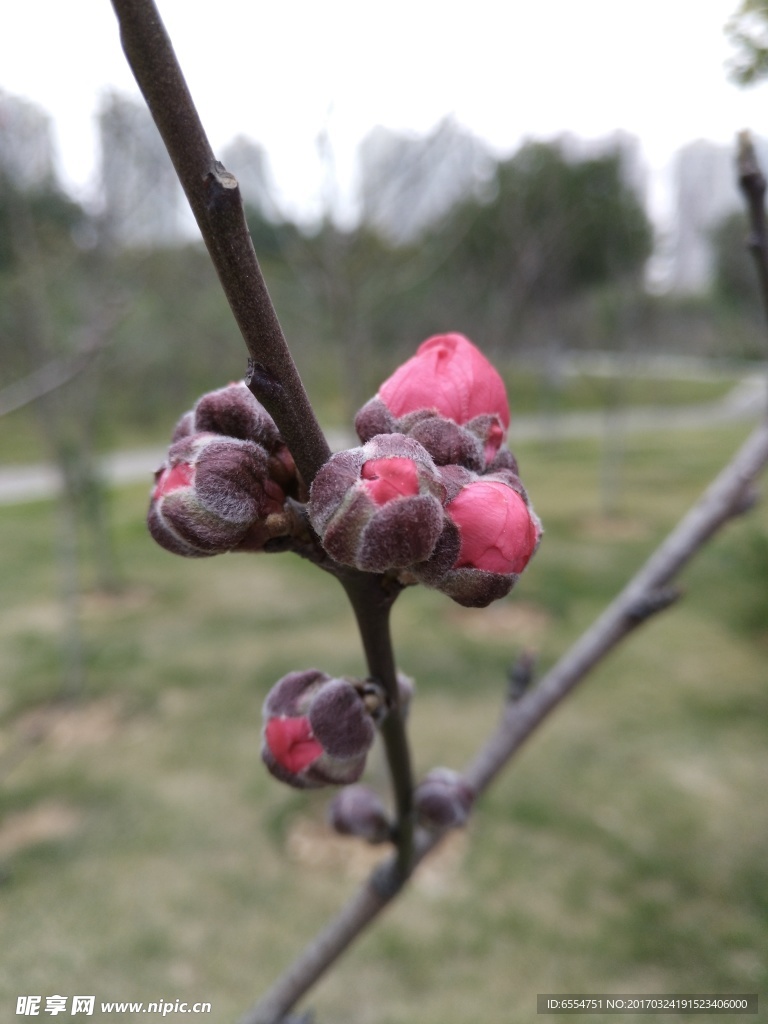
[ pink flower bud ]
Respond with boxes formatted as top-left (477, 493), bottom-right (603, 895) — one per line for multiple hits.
top-left (147, 433), bottom-right (285, 557)
top-left (308, 434), bottom-right (446, 572)
top-left (261, 671), bottom-right (376, 789)
top-left (169, 383), bottom-right (305, 499)
top-left (379, 333), bottom-right (510, 428)
top-left (414, 768), bottom-right (474, 831)
top-left (355, 334), bottom-right (511, 469)
top-left (327, 785), bottom-right (391, 844)
top-left (409, 468), bottom-right (542, 607)
top-left (446, 477), bottom-right (540, 575)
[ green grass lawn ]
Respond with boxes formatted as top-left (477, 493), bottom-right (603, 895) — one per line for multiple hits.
top-left (0, 422), bottom-right (766, 1022)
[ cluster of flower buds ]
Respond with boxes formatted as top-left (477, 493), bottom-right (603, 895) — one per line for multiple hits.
top-left (147, 382), bottom-right (302, 557)
top-left (261, 669), bottom-right (378, 788)
top-left (309, 333), bottom-right (541, 606)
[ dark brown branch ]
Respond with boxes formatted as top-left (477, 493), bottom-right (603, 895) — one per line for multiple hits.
top-left (737, 131), bottom-right (768, 394)
top-left (110, 0), bottom-right (416, 906)
top-left (239, 415), bottom-right (768, 1024)
top-left (341, 577), bottom-right (414, 878)
top-left (109, 0), bottom-right (331, 487)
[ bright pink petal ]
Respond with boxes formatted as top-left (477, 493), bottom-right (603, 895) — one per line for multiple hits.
top-left (447, 480), bottom-right (538, 574)
top-left (483, 420), bottom-right (506, 463)
top-left (379, 334), bottom-right (510, 428)
top-left (360, 457), bottom-right (420, 505)
top-left (265, 717), bottom-right (323, 774)
top-left (153, 462), bottom-right (195, 499)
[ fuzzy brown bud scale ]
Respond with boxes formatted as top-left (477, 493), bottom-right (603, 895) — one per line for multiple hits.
top-left (261, 670), bottom-right (376, 789)
top-left (308, 434), bottom-right (447, 573)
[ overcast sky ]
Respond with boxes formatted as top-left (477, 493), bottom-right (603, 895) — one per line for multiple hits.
top-left (2, 0), bottom-right (765, 223)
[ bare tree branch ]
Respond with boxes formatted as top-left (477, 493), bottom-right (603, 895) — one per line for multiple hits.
top-left (0, 302), bottom-right (126, 418)
top-left (463, 417), bottom-right (767, 794)
top-left (109, 8), bottom-right (768, 1024)
top-left (239, 415), bottom-right (768, 1024)
top-left (109, 0), bottom-right (417, 881)
top-left (109, 0), bottom-right (331, 488)
top-left (0, 348), bottom-right (99, 418)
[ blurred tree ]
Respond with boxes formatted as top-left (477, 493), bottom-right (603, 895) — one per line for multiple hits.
top-left (433, 141), bottom-right (653, 351)
top-left (0, 93), bottom-right (128, 702)
top-left (727, 0), bottom-right (768, 84)
top-left (97, 90), bottom-right (186, 248)
top-left (357, 118), bottom-right (493, 245)
top-left (712, 210), bottom-right (761, 309)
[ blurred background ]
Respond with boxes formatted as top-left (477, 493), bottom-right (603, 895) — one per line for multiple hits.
top-left (1, 1), bottom-right (767, 1021)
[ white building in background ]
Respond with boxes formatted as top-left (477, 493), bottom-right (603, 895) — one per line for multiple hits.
top-left (357, 118), bottom-right (494, 244)
top-left (667, 139), bottom-right (743, 294)
top-left (97, 91), bottom-right (187, 248)
top-left (220, 135), bottom-right (275, 217)
top-left (0, 89), bottom-right (57, 188)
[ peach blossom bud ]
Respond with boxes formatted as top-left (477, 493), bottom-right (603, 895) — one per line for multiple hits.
top-left (261, 672), bottom-right (375, 789)
top-left (414, 768), bottom-right (474, 831)
top-left (193, 381), bottom-right (282, 451)
top-left (379, 333), bottom-right (510, 429)
top-left (147, 433), bottom-right (285, 557)
top-left (355, 334), bottom-right (511, 469)
top-left (264, 717), bottom-right (324, 776)
top-left (446, 477), bottom-right (540, 575)
top-left (327, 785), bottom-right (391, 843)
top-left (410, 468), bottom-right (542, 607)
top-left (308, 434), bottom-right (446, 572)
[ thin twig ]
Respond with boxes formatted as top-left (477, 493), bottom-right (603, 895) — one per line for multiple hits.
top-left (109, 0), bottom-right (331, 487)
top-left (0, 302), bottom-right (126, 418)
top-left (240, 415), bottom-right (768, 1024)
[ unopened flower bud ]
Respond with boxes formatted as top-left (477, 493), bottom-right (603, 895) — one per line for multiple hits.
top-left (169, 383), bottom-right (304, 500)
top-left (327, 785), bottom-right (391, 843)
top-left (446, 475), bottom-right (540, 576)
top-left (414, 768), bottom-right (474, 831)
top-left (193, 381), bottom-right (283, 451)
top-left (262, 671), bottom-right (376, 789)
top-left (308, 434), bottom-right (446, 572)
top-left (380, 333), bottom-right (509, 427)
top-left (147, 433), bottom-right (285, 557)
top-left (409, 468), bottom-right (541, 607)
top-left (356, 334), bottom-right (511, 468)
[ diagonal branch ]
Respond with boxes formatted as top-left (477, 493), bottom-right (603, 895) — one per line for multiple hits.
top-left (463, 415), bottom-right (767, 794)
top-left (239, 414), bottom-right (768, 1024)
top-left (0, 342), bottom-right (102, 418)
top-left (109, 0), bottom-right (331, 487)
